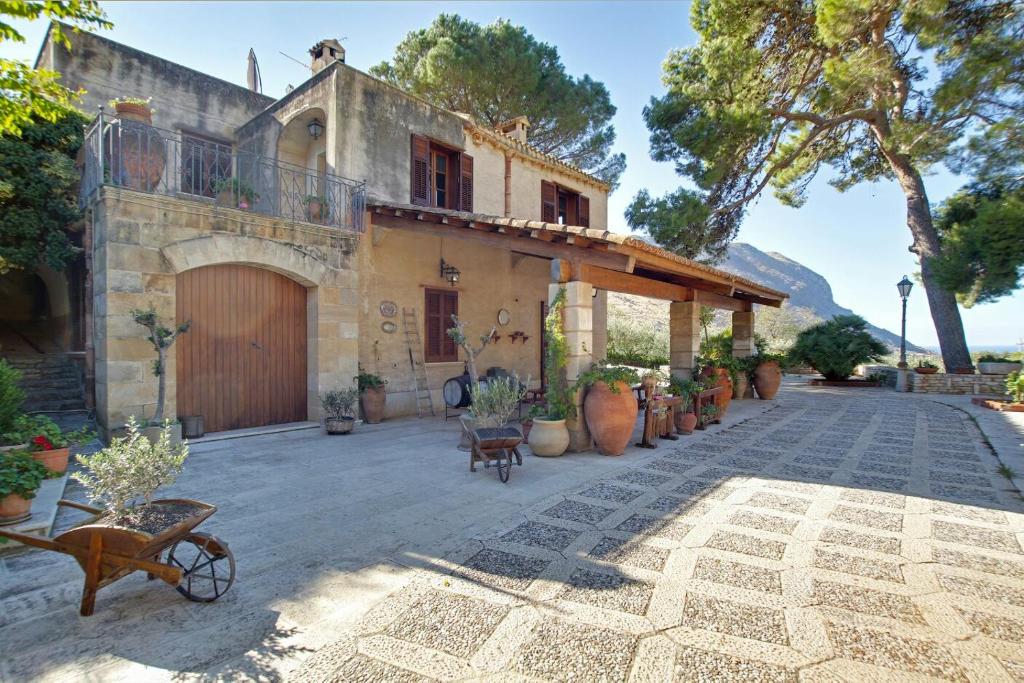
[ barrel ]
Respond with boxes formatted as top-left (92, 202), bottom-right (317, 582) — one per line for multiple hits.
top-left (443, 374), bottom-right (473, 408)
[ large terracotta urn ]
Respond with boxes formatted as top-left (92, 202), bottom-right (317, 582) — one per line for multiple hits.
top-left (584, 380), bottom-right (638, 456)
top-left (753, 361), bottom-right (782, 400)
top-left (360, 386), bottom-right (386, 424)
top-left (31, 447), bottom-right (70, 475)
top-left (702, 368), bottom-right (732, 417)
top-left (108, 102), bottom-right (166, 192)
top-left (732, 373), bottom-right (750, 400)
top-left (0, 494), bottom-right (31, 525)
top-left (529, 418), bottom-right (570, 457)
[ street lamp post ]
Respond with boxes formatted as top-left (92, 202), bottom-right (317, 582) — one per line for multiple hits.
top-left (897, 275), bottom-right (913, 370)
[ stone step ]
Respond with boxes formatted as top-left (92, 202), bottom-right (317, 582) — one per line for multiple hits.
top-left (3, 354), bottom-right (86, 414)
top-left (22, 398), bottom-right (87, 413)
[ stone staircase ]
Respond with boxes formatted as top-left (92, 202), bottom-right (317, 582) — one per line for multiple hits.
top-left (4, 354), bottom-right (87, 413)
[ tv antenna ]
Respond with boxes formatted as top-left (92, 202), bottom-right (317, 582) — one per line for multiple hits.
top-left (280, 51), bottom-right (310, 70)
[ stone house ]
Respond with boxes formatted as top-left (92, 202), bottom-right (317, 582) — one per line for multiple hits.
top-left (22, 27), bottom-right (786, 444)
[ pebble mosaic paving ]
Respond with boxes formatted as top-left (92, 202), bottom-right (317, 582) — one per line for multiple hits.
top-left (292, 390), bottom-right (1024, 682)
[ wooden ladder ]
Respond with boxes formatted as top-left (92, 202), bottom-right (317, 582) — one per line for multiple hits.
top-left (402, 307), bottom-right (435, 417)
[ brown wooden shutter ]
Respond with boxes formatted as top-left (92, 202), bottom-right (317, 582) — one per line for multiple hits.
top-left (541, 180), bottom-right (556, 223)
top-left (458, 153), bottom-right (473, 212)
top-left (442, 292), bottom-right (458, 360)
top-left (578, 195), bottom-right (590, 227)
top-left (411, 134), bottom-right (430, 206)
top-left (425, 290), bottom-right (442, 361)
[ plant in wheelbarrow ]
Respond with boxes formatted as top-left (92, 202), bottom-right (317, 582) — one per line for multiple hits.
top-left (466, 376), bottom-right (528, 483)
top-left (321, 388), bottom-right (359, 434)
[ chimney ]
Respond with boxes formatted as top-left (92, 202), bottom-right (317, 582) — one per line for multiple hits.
top-left (309, 39), bottom-right (345, 74)
top-left (497, 116), bottom-right (530, 144)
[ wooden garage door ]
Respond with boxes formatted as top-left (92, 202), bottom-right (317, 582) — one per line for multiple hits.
top-left (176, 265), bottom-right (308, 433)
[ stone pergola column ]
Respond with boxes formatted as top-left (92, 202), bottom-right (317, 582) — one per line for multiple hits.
top-left (550, 259), bottom-right (593, 452)
top-left (669, 301), bottom-right (701, 380)
top-left (732, 309), bottom-right (755, 358)
top-left (592, 289), bottom-right (608, 361)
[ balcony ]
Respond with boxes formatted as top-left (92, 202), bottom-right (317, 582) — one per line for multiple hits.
top-left (79, 112), bottom-right (366, 233)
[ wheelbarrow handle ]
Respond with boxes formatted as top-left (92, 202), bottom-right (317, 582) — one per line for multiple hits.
top-left (57, 499), bottom-right (103, 514)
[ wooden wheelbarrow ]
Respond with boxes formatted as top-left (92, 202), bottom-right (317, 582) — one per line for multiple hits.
top-left (0, 498), bottom-right (235, 616)
top-left (467, 426), bottom-right (524, 483)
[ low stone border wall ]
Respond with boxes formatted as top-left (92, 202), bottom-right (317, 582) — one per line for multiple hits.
top-left (910, 371), bottom-right (1009, 396)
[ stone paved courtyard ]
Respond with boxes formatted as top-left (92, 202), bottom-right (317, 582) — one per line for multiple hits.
top-left (2, 382), bottom-right (1024, 681)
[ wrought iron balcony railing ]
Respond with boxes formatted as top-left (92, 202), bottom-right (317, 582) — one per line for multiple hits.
top-left (79, 112), bottom-right (366, 233)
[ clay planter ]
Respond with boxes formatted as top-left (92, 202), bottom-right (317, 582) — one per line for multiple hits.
top-left (732, 373), bottom-right (750, 400)
top-left (0, 494), bottom-right (32, 526)
top-left (306, 199), bottom-right (324, 223)
top-left (529, 418), bottom-right (570, 457)
top-left (978, 362), bottom-right (1022, 375)
top-left (216, 189), bottom-right (235, 207)
top-left (583, 380), bottom-right (638, 456)
top-left (914, 367), bottom-right (939, 375)
top-left (753, 361), bottom-right (782, 400)
top-left (32, 447), bottom-right (70, 475)
top-left (521, 420), bottom-right (533, 444)
top-left (675, 411), bottom-right (698, 435)
top-left (114, 101), bottom-right (153, 123)
top-left (702, 368), bottom-right (733, 416)
top-left (971, 398), bottom-right (1024, 412)
top-left (360, 386), bottom-right (386, 424)
top-left (109, 104), bottom-right (166, 192)
top-left (325, 417), bottom-right (355, 435)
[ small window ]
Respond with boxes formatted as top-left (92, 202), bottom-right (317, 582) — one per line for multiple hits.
top-left (433, 151), bottom-right (448, 208)
top-left (542, 181), bottom-right (588, 226)
top-left (425, 288), bottom-right (459, 363)
top-left (410, 135), bottom-right (472, 211)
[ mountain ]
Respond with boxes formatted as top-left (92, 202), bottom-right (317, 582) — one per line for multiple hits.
top-left (606, 242), bottom-right (925, 353)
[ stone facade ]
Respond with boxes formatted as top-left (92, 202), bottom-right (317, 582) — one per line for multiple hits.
top-left (909, 372), bottom-right (1012, 396)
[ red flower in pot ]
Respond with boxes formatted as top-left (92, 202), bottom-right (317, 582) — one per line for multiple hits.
top-left (32, 435), bottom-right (55, 452)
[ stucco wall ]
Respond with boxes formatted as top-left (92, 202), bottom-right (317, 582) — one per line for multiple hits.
top-left (357, 223), bottom-right (551, 417)
top-left (508, 151), bottom-right (609, 230)
top-left (42, 28), bottom-right (272, 140)
top-left (90, 187), bottom-right (359, 438)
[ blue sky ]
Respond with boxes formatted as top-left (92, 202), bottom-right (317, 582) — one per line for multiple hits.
top-left (3, 1), bottom-right (1020, 348)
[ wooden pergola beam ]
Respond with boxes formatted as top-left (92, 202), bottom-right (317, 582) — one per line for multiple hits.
top-left (578, 263), bottom-right (692, 301)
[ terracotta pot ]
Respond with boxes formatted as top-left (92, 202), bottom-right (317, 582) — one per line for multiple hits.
top-left (702, 368), bottom-right (733, 416)
top-left (306, 199), bottom-right (324, 223)
top-left (31, 447), bottom-right (70, 475)
top-left (216, 189), bottom-right (235, 207)
top-left (753, 361), bottom-right (782, 400)
top-left (675, 411), bottom-right (698, 435)
top-left (325, 417), bottom-right (355, 435)
top-left (0, 494), bottom-right (32, 526)
top-left (583, 380), bottom-right (638, 456)
top-left (521, 420), bottom-right (533, 444)
top-left (529, 418), bottom-right (569, 457)
top-left (914, 367), bottom-right (939, 375)
top-left (107, 109), bottom-right (166, 191)
top-left (360, 386), bottom-right (386, 424)
top-left (114, 101), bottom-right (153, 123)
top-left (732, 373), bottom-right (749, 400)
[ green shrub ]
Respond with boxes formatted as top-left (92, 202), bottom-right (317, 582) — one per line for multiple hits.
top-left (355, 366), bottom-right (387, 391)
top-left (787, 315), bottom-right (888, 381)
top-left (1007, 371), bottom-right (1024, 404)
top-left (541, 288), bottom-right (575, 420)
top-left (575, 362), bottom-right (641, 393)
top-left (321, 389), bottom-right (359, 419)
top-left (0, 360), bottom-right (24, 435)
top-left (606, 319), bottom-right (669, 369)
top-left (0, 451), bottom-right (49, 500)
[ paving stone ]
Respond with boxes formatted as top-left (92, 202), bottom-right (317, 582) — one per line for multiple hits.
top-left (764, 480), bottom-right (822, 495)
top-left (615, 514), bottom-right (693, 542)
top-left (776, 463), bottom-right (833, 482)
top-left (728, 510), bottom-right (800, 535)
top-left (541, 500), bottom-right (617, 525)
top-left (932, 520), bottom-right (1021, 554)
top-left (937, 574), bottom-right (1024, 608)
top-left (303, 653), bottom-right (428, 682)
top-left (707, 531), bottom-right (787, 560)
top-left (384, 589), bottom-right (508, 658)
top-left (717, 455), bottom-right (769, 472)
top-left (855, 461), bottom-right (912, 477)
top-left (829, 504), bottom-right (903, 532)
top-left (745, 492), bottom-right (811, 515)
top-left (813, 548), bottom-right (904, 583)
top-left (929, 457), bottom-right (985, 473)
top-left (793, 454), bottom-right (844, 468)
top-left (513, 618), bottom-right (637, 682)
top-left (454, 549), bottom-right (549, 592)
top-left (827, 622), bottom-right (966, 681)
top-left (674, 645), bottom-right (798, 682)
top-left (849, 473), bottom-right (909, 492)
top-left (932, 501), bottom-right (1007, 525)
top-left (860, 450), bottom-right (913, 465)
top-left (928, 470), bottom-right (993, 488)
top-left (558, 568), bottom-right (654, 615)
top-left (840, 489), bottom-right (906, 509)
top-left (589, 537), bottom-right (670, 571)
top-left (645, 495), bottom-right (692, 514)
top-left (500, 521), bottom-right (581, 551)
top-left (682, 593), bottom-right (789, 645)
top-left (694, 467), bottom-right (747, 481)
top-left (694, 556), bottom-right (782, 594)
top-left (931, 548), bottom-right (1024, 580)
top-left (577, 483), bottom-right (644, 504)
top-left (616, 470), bottom-right (672, 488)
top-left (929, 484), bottom-right (1001, 505)
top-left (672, 480), bottom-right (734, 499)
top-left (819, 526), bottom-right (901, 555)
top-left (813, 579), bottom-right (923, 623)
top-left (957, 608), bottom-right (1024, 642)
top-left (644, 459), bottom-right (693, 475)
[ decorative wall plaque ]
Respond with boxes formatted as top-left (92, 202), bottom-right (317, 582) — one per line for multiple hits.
top-left (381, 321), bottom-right (397, 334)
top-left (379, 301), bottom-right (398, 318)
top-left (497, 308), bottom-right (511, 326)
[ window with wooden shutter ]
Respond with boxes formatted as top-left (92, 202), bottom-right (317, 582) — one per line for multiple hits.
top-left (411, 134), bottom-right (430, 206)
top-left (425, 288), bottom-right (459, 362)
top-left (459, 153), bottom-right (473, 212)
top-left (578, 195), bottom-right (590, 228)
top-left (541, 180), bottom-right (556, 223)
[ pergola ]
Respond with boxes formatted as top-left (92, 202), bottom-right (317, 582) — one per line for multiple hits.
top-left (368, 201), bottom-right (788, 449)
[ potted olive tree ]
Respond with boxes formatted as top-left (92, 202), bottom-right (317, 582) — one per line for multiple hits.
top-left (322, 389), bottom-right (359, 434)
top-left (132, 306), bottom-right (190, 443)
top-left (0, 451), bottom-right (50, 525)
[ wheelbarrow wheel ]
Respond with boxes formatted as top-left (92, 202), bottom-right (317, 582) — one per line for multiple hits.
top-left (497, 450), bottom-right (511, 483)
top-left (167, 532), bottom-right (235, 602)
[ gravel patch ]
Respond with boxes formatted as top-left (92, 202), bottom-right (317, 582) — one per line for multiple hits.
top-left (577, 483), bottom-right (644, 504)
top-left (615, 514), bottom-right (694, 542)
top-left (514, 618), bottom-right (637, 682)
top-left (958, 608), bottom-right (1024, 642)
top-left (860, 450), bottom-right (913, 464)
top-left (694, 467), bottom-right (747, 481)
top-left (299, 653), bottom-right (428, 683)
top-left (694, 556), bottom-right (782, 594)
top-left (674, 645), bottom-right (798, 683)
top-left (930, 457), bottom-right (985, 473)
top-left (717, 456), bottom-right (769, 472)
top-left (645, 495), bottom-right (693, 514)
top-left (682, 593), bottom-right (789, 645)
top-left (937, 574), bottom-right (1024, 608)
top-left (728, 510), bottom-right (800, 535)
top-left (672, 480), bottom-right (734, 499)
top-left (644, 459), bottom-right (694, 475)
top-left (931, 501), bottom-right (1007, 525)
top-left (855, 461), bottom-right (912, 477)
top-left (589, 537), bottom-right (670, 571)
top-left (793, 454), bottom-right (845, 468)
top-left (819, 526), bottom-right (901, 555)
top-left (813, 548), bottom-right (904, 583)
top-left (454, 549), bottom-right (549, 592)
top-left (929, 484), bottom-right (1001, 505)
top-left (829, 504), bottom-right (904, 532)
top-left (616, 470), bottom-right (672, 488)
top-left (500, 521), bottom-right (581, 551)
top-left (775, 463), bottom-right (834, 482)
top-left (707, 531), bottom-right (787, 560)
top-left (932, 520), bottom-right (1021, 553)
top-left (765, 480), bottom-right (822, 495)
top-left (827, 622), bottom-right (966, 681)
top-left (558, 568), bottom-right (654, 615)
top-left (385, 589), bottom-right (508, 658)
top-left (839, 490), bottom-right (906, 509)
top-left (848, 473), bottom-right (908, 492)
top-left (931, 548), bottom-right (1024, 580)
top-left (813, 579), bottom-right (923, 623)
top-left (928, 470), bottom-right (993, 488)
top-left (541, 500), bottom-right (617, 525)
top-left (745, 492), bottom-right (811, 515)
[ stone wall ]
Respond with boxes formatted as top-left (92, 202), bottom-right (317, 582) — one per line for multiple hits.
top-left (909, 372), bottom-right (1011, 396)
top-left (91, 187), bottom-right (359, 438)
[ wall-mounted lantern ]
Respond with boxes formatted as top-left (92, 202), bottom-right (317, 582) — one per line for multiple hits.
top-left (307, 118), bottom-right (324, 140)
top-left (440, 258), bottom-right (460, 287)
